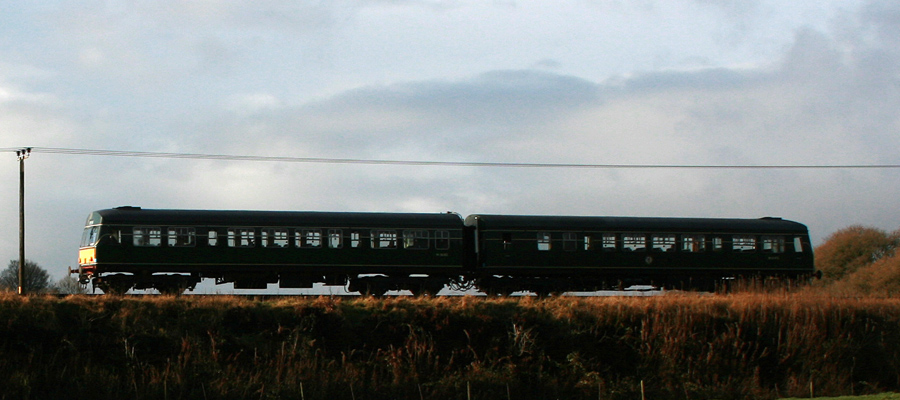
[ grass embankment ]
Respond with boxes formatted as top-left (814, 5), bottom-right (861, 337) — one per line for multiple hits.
top-left (2, 293), bottom-right (900, 400)
top-left (782, 394), bottom-right (900, 400)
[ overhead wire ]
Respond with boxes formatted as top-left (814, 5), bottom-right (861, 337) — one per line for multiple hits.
top-left (3, 146), bottom-right (900, 170)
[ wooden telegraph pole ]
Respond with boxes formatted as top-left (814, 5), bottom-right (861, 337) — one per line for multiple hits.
top-left (17, 148), bottom-right (30, 295)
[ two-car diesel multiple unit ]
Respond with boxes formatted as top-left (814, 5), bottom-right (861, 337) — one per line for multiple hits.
top-left (75, 207), bottom-right (815, 295)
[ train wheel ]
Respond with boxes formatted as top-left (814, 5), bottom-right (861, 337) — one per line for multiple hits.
top-left (98, 280), bottom-right (131, 295)
top-left (156, 283), bottom-right (186, 296)
top-left (411, 284), bottom-right (443, 297)
top-left (364, 284), bottom-right (388, 297)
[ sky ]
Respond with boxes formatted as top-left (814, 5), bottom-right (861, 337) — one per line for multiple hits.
top-left (1, 0), bottom-right (899, 288)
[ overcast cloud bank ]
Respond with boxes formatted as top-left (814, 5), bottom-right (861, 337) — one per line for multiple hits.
top-left (0, 1), bottom-right (898, 283)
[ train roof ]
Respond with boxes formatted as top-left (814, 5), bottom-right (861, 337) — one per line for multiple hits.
top-left (85, 207), bottom-right (465, 229)
top-left (83, 208), bottom-right (809, 235)
top-left (464, 214), bottom-right (809, 234)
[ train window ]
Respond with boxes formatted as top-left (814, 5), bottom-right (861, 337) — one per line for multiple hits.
top-left (651, 234), bottom-right (675, 252)
top-left (537, 232), bottom-right (551, 251)
top-left (81, 226), bottom-right (100, 247)
top-left (208, 230), bottom-right (218, 246)
top-left (81, 228), bottom-right (90, 247)
top-left (436, 231), bottom-right (450, 250)
top-left (350, 232), bottom-right (361, 248)
top-left (298, 229), bottom-right (322, 248)
top-left (761, 236), bottom-right (785, 253)
top-left (584, 235), bottom-right (593, 250)
top-left (503, 233), bottom-right (513, 250)
top-left (563, 232), bottom-right (577, 251)
top-left (793, 237), bottom-right (804, 253)
top-left (712, 237), bottom-right (725, 251)
top-left (602, 234), bottom-right (617, 251)
top-left (681, 235), bottom-right (705, 252)
top-left (372, 230), bottom-right (398, 249)
top-left (733, 235), bottom-right (757, 252)
top-left (403, 230), bottom-right (429, 250)
top-left (133, 227), bottom-right (162, 247)
top-left (228, 228), bottom-right (256, 247)
top-left (262, 228), bottom-right (289, 248)
top-left (622, 234), bottom-right (646, 252)
top-left (167, 227), bottom-right (196, 247)
top-left (328, 229), bottom-right (343, 249)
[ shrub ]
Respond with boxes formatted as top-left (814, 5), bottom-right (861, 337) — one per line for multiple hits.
top-left (831, 252), bottom-right (900, 296)
top-left (814, 226), bottom-right (900, 283)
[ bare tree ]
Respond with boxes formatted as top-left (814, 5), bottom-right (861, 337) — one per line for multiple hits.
top-left (0, 259), bottom-right (51, 293)
top-left (54, 275), bottom-right (87, 294)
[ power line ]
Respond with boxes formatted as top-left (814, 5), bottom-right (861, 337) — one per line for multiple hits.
top-left (4, 146), bottom-right (900, 170)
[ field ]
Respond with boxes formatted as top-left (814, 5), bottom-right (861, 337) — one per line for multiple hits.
top-left (2, 292), bottom-right (900, 400)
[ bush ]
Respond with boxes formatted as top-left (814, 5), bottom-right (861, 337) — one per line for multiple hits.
top-left (830, 252), bottom-right (900, 296)
top-left (814, 226), bottom-right (900, 283)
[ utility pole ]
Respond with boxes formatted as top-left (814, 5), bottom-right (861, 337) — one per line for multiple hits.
top-left (16, 148), bottom-right (30, 295)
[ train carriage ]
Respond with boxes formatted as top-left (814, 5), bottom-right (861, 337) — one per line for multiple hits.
top-left (76, 207), bottom-right (817, 295)
top-left (464, 214), bottom-right (815, 294)
top-left (77, 207), bottom-right (467, 295)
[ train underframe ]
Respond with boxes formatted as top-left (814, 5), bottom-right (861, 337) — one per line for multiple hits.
top-left (79, 266), bottom-right (816, 296)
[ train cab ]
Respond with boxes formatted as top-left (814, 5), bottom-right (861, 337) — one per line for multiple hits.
top-left (75, 207), bottom-right (468, 295)
top-left (465, 214), bottom-right (815, 293)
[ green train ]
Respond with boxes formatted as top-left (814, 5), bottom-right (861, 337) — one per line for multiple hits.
top-left (74, 206), bottom-right (815, 295)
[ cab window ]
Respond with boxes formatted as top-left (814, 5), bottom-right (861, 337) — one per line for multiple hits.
top-left (793, 237), bottom-right (804, 253)
top-left (81, 226), bottom-right (100, 247)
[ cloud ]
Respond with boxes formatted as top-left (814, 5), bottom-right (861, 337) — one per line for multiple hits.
top-left (168, 3), bottom-right (899, 227)
top-left (2, 0), bottom-right (899, 286)
top-left (188, 70), bottom-right (603, 161)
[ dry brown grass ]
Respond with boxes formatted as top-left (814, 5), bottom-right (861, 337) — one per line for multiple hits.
top-left (2, 292), bottom-right (900, 399)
